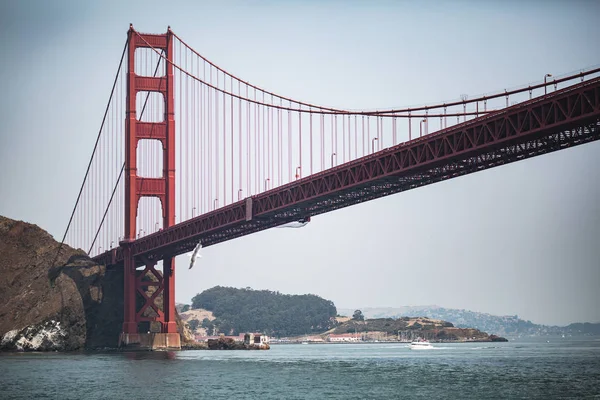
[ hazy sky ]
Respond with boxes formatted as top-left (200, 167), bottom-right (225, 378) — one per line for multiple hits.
top-left (1, 0), bottom-right (599, 326)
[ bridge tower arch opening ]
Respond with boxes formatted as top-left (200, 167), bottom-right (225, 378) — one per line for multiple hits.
top-left (120, 25), bottom-right (178, 348)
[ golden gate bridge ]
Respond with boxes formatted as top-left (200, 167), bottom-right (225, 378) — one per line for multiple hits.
top-left (59, 25), bottom-right (600, 348)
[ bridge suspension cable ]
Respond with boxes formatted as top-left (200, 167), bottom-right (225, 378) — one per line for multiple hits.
top-left (140, 30), bottom-right (600, 117)
top-left (56, 39), bottom-right (127, 260)
top-left (87, 49), bottom-right (166, 254)
top-left (65, 26), bottom-right (600, 259)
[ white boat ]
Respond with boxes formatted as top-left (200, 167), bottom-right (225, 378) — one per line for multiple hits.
top-left (409, 339), bottom-right (434, 350)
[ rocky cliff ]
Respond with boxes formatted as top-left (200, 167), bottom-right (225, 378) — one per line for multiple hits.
top-left (0, 216), bottom-right (191, 351)
top-left (0, 216), bottom-right (125, 350)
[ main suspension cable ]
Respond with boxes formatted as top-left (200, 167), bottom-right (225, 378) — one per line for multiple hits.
top-left (53, 39), bottom-right (128, 265)
top-left (88, 49), bottom-right (165, 254)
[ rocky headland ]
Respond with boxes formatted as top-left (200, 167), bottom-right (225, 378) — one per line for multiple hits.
top-left (0, 216), bottom-right (190, 351)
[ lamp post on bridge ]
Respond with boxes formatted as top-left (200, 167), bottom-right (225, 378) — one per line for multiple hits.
top-left (213, 199), bottom-right (218, 210)
top-left (192, 207), bottom-right (196, 218)
top-left (544, 73), bottom-right (552, 95)
top-left (264, 178), bottom-right (270, 191)
top-left (295, 166), bottom-right (301, 179)
top-left (371, 138), bottom-right (378, 154)
top-left (460, 94), bottom-right (468, 122)
top-left (238, 189), bottom-right (243, 201)
top-left (419, 119), bottom-right (427, 137)
top-left (331, 152), bottom-right (336, 167)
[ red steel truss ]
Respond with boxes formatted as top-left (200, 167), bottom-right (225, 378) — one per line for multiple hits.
top-left (121, 26), bottom-right (177, 334)
top-left (95, 75), bottom-right (600, 269)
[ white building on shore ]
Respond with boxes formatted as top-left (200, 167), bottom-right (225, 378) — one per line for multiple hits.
top-left (328, 333), bottom-right (361, 342)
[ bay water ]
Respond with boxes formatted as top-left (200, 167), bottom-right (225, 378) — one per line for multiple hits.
top-left (1, 337), bottom-right (599, 399)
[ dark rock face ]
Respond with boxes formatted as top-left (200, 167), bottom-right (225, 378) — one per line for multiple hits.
top-left (48, 255), bottom-right (124, 350)
top-left (0, 216), bottom-right (192, 351)
top-left (0, 216), bottom-right (123, 351)
top-left (489, 335), bottom-right (509, 342)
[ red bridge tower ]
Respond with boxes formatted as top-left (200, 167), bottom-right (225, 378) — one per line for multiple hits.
top-left (120, 25), bottom-right (179, 349)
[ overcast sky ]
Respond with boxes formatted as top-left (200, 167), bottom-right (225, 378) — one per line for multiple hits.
top-left (1, 0), bottom-right (599, 326)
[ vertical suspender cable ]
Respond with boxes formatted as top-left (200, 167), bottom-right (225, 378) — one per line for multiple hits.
top-left (342, 114), bottom-right (345, 163)
top-left (321, 114), bottom-right (324, 171)
top-left (298, 105), bottom-right (302, 178)
top-left (231, 77), bottom-right (234, 203)
top-left (215, 71), bottom-right (219, 208)
top-left (246, 86), bottom-right (250, 196)
top-left (270, 96), bottom-right (274, 186)
top-left (253, 91), bottom-right (256, 195)
top-left (354, 115), bottom-right (358, 159)
top-left (223, 71), bottom-right (226, 205)
top-left (309, 109), bottom-right (313, 175)
top-left (238, 81), bottom-right (242, 200)
top-left (288, 101), bottom-right (291, 182)
top-left (362, 116), bottom-right (365, 156)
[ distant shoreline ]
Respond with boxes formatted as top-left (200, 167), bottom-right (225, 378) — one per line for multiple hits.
top-left (270, 340), bottom-right (506, 345)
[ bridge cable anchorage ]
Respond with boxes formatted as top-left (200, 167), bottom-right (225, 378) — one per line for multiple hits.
top-left (135, 30), bottom-right (600, 117)
top-left (88, 48), bottom-right (166, 254)
top-left (52, 38), bottom-right (128, 266)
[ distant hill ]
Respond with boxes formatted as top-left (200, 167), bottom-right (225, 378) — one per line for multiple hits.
top-left (338, 306), bottom-right (600, 337)
top-left (332, 317), bottom-right (506, 342)
top-left (191, 286), bottom-right (337, 336)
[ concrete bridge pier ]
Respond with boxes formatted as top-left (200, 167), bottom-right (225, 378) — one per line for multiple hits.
top-left (119, 332), bottom-right (181, 351)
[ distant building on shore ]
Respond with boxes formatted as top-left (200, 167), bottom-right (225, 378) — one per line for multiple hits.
top-left (194, 333), bottom-right (270, 344)
top-left (328, 333), bottom-right (361, 342)
top-left (244, 333), bottom-right (270, 346)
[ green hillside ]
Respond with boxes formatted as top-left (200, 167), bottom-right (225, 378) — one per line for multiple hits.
top-left (191, 286), bottom-right (337, 336)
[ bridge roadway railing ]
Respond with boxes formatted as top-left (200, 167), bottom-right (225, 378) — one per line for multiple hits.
top-left (93, 77), bottom-right (600, 267)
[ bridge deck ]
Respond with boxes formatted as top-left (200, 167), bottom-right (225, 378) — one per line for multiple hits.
top-left (94, 77), bottom-right (600, 267)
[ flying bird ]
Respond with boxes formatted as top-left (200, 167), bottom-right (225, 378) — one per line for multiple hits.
top-left (187, 240), bottom-right (202, 269)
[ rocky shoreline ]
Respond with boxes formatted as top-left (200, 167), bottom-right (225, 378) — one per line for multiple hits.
top-left (0, 216), bottom-right (193, 352)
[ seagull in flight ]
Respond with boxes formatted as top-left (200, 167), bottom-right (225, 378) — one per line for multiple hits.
top-left (187, 240), bottom-right (202, 269)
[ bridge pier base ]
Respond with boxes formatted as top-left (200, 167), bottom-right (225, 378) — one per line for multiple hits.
top-left (119, 333), bottom-right (181, 351)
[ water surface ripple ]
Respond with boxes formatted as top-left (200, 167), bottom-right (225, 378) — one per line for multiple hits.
top-left (1, 338), bottom-right (599, 399)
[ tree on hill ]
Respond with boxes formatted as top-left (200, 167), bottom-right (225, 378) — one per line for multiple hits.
top-left (190, 286), bottom-right (338, 336)
top-left (187, 319), bottom-right (199, 332)
top-left (352, 309), bottom-right (365, 321)
top-left (201, 318), bottom-right (215, 336)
